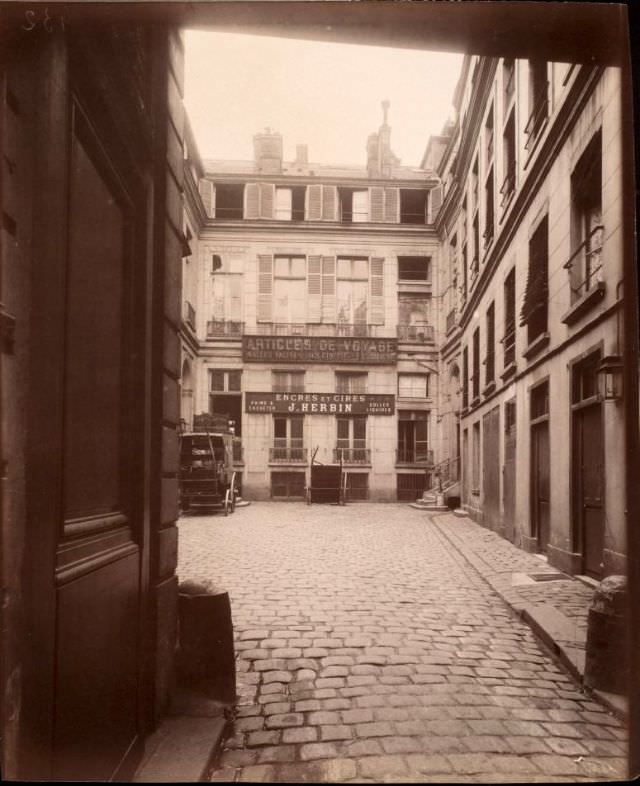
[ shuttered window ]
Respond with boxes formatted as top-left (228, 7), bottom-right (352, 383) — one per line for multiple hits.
top-left (370, 257), bottom-right (385, 325)
top-left (305, 185), bottom-right (337, 220)
top-left (244, 183), bottom-right (275, 219)
top-left (520, 215), bottom-right (549, 344)
top-left (307, 255), bottom-right (322, 323)
top-left (370, 186), bottom-right (385, 222)
top-left (384, 188), bottom-right (399, 223)
top-left (198, 179), bottom-right (214, 218)
top-left (321, 256), bottom-right (337, 323)
top-left (257, 254), bottom-right (273, 322)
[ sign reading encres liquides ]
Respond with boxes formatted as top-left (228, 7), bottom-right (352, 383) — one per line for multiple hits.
top-left (245, 393), bottom-right (395, 416)
top-left (242, 335), bottom-right (397, 364)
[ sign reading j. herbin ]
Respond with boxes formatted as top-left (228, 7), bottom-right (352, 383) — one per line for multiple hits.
top-left (242, 335), bottom-right (397, 364)
top-left (246, 393), bottom-right (395, 416)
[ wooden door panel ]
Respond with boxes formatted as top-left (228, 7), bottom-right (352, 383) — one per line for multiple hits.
top-left (53, 552), bottom-right (140, 780)
top-left (63, 129), bottom-right (127, 521)
top-left (576, 404), bottom-right (605, 578)
top-left (482, 407), bottom-right (500, 531)
top-left (532, 423), bottom-right (550, 552)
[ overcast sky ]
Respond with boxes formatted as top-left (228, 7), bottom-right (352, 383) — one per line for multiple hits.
top-left (184, 31), bottom-right (463, 168)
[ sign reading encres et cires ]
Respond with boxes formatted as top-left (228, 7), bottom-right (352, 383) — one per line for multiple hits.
top-left (242, 335), bottom-right (397, 364)
top-left (245, 393), bottom-right (395, 416)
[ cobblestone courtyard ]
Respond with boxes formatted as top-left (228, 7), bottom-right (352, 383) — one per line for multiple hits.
top-left (177, 503), bottom-right (626, 783)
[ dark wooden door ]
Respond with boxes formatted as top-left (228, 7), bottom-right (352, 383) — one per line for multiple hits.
top-left (20, 35), bottom-right (151, 781)
top-left (482, 407), bottom-right (500, 531)
top-left (531, 422), bottom-right (551, 553)
top-left (574, 404), bottom-right (605, 577)
top-left (503, 400), bottom-right (516, 542)
top-left (462, 429), bottom-right (469, 503)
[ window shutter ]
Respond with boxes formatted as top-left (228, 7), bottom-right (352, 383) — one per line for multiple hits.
top-left (429, 185), bottom-right (443, 222)
top-left (260, 183), bottom-right (275, 219)
top-left (370, 257), bottom-right (385, 325)
top-left (199, 179), bottom-right (214, 218)
top-left (370, 186), bottom-right (384, 222)
top-left (307, 255), bottom-right (322, 323)
top-left (384, 187), bottom-right (399, 223)
top-left (306, 184), bottom-right (322, 220)
top-left (321, 256), bottom-right (336, 323)
top-left (257, 254), bottom-right (273, 322)
top-left (244, 183), bottom-right (260, 219)
top-left (322, 185), bottom-right (338, 221)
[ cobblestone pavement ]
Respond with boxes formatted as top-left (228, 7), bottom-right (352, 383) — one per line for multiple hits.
top-left (177, 503), bottom-right (627, 783)
top-left (431, 514), bottom-right (593, 643)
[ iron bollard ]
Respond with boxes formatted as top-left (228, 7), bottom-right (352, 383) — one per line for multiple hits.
top-left (584, 575), bottom-right (628, 695)
top-left (177, 581), bottom-right (236, 704)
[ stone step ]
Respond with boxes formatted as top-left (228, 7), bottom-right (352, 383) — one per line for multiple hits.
top-left (452, 508), bottom-right (469, 517)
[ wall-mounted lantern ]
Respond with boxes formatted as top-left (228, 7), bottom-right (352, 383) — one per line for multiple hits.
top-left (598, 355), bottom-right (624, 402)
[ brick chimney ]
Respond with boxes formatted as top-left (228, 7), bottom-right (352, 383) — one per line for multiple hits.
top-left (367, 101), bottom-right (400, 178)
top-left (253, 127), bottom-right (283, 174)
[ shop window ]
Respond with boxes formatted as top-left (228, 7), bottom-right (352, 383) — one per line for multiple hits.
top-left (397, 411), bottom-right (430, 464)
top-left (336, 417), bottom-right (368, 463)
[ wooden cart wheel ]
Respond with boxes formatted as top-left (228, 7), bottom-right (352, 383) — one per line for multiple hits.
top-left (230, 472), bottom-right (237, 513)
top-left (224, 490), bottom-right (230, 516)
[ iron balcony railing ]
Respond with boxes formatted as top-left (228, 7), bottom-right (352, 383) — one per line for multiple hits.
top-left (269, 444), bottom-right (307, 463)
top-left (563, 224), bottom-right (604, 300)
top-left (183, 301), bottom-right (196, 330)
top-left (397, 324), bottom-right (435, 343)
top-left (430, 455), bottom-right (461, 488)
top-left (396, 448), bottom-right (434, 465)
top-left (524, 93), bottom-right (549, 151)
top-left (254, 323), bottom-right (376, 337)
top-left (206, 320), bottom-right (244, 338)
top-left (333, 447), bottom-right (371, 465)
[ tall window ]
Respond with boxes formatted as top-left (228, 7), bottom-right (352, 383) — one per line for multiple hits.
top-left (399, 189), bottom-right (428, 224)
top-left (462, 346), bottom-right (469, 409)
top-left (398, 373), bottom-right (430, 399)
top-left (568, 130), bottom-right (603, 303)
top-left (472, 421), bottom-right (480, 492)
top-left (274, 255), bottom-right (306, 323)
top-left (275, 187), bottom-right (292, 220)
top-left (339, 188), bottom-right (369, 222)
top-left (397, 411), bottom-right (430, 463)
top-left (525, 60), bottom-right (549, 150)
top-left (336, 417), bottom-right (367, 462)
top-left (336, 372), bottom-right (367, 394)
top-left (521, 216), bottom-right (549, 346)
top-left (485, 302), bottom-right (495, 386)
top-left (336, 257), bottom-right (368, 325)
top-left (272, 370), bottom-right (305, 393)
top-left (273, 416), bottom-right (304, 461)
top-left (472, 328), bottom-right (480, 401)
top-left (503, 268), bottom-right (516, 369)
top-left (503, 58), bottom-right (515, 110)
top-left (501, 109), bottom-right (516, 205)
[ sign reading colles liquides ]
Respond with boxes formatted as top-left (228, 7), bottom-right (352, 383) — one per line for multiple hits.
top-left (245, 393), bottom-right (395, 416)
top-left (242, 335), bottom-right (397, 364)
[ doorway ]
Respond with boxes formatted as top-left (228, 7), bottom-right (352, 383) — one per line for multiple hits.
top-left (482, 406), bottom-right (501, 531)
top-left (530, 381), bottom-right (550, 553)
top-left (503, 399), bottom-right (517, 542)
top-left (572, 353), bottom-right (605, 578)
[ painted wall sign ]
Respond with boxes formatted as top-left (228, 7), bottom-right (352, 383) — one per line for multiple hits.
top-left (242, 335), bottom-right (397, 364)
top-left (245, 393), bottom-right (395, 416)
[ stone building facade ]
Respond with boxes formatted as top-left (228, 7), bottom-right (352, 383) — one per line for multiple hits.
top-left (436, 56), bottom-right (626, 579)
top-left (181, 111), bottom-right (444, 502)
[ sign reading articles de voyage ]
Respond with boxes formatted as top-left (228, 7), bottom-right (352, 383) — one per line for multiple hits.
top-left (242, 335), bottom-right (397, 364)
